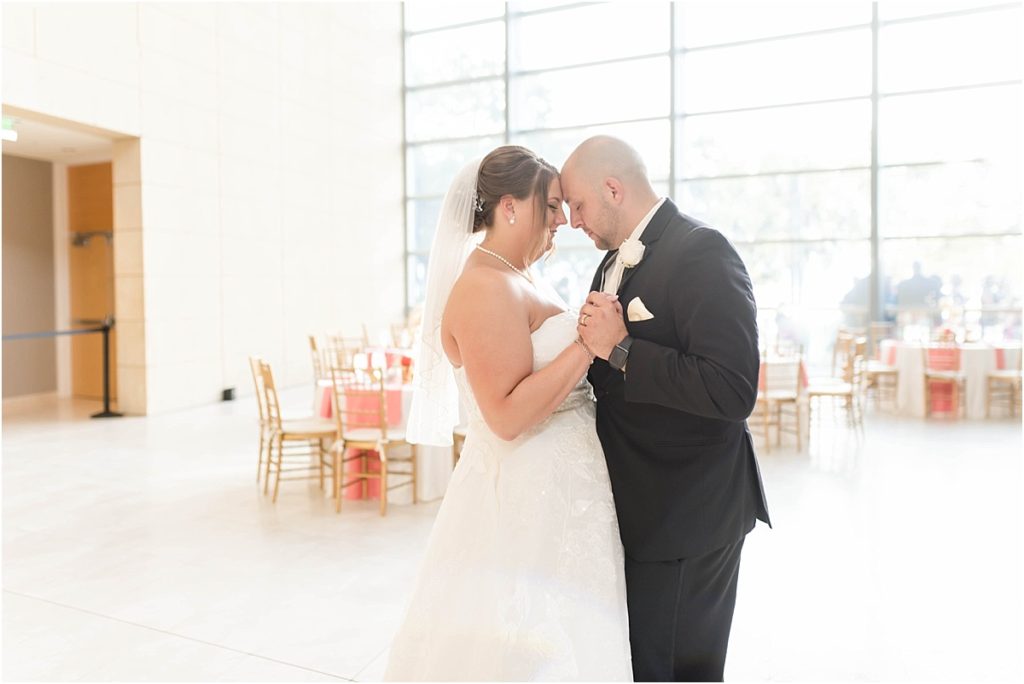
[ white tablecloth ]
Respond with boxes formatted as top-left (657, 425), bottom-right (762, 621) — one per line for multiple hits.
top-left (877, 341), bottom-right (1021, 418)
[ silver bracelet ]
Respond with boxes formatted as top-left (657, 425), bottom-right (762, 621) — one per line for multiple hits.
top-left (575, 336), bottom-right (595, 363)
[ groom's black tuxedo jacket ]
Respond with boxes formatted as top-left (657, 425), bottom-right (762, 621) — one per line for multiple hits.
top-left (589, 199), bottom-right (771, 562)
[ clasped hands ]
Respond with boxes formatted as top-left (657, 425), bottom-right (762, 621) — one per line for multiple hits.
top-left (577, 291), bottom-right (627, 361)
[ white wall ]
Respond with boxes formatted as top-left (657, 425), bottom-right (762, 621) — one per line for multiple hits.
top-left (2, 2), bottom-right (406, 413)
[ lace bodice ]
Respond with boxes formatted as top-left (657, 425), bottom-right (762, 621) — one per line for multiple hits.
top-left (454, 311), bottom-right (594, 430)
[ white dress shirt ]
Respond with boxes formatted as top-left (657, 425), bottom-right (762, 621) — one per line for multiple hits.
top-left (602, 198), bottom-right (667, 294)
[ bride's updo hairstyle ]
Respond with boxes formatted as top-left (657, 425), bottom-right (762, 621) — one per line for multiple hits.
top-left (473, 145), bottom-right (557, 233)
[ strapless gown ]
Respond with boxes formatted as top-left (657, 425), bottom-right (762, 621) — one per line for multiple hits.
top-left (384, 311), bottom-right (632, 681)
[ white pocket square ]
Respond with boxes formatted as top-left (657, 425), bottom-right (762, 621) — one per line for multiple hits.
top-left (627, 297), bottom-right (655, 322)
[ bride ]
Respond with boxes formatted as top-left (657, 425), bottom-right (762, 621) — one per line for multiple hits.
top-left (384, 146), bottom-right (632, 681)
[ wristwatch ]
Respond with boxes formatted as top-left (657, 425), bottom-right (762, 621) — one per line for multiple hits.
top-left (608, 335), bottom-right (633, 372)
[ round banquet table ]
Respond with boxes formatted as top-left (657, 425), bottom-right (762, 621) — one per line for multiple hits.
top-left (877, 340), bottom-right (1021, 418)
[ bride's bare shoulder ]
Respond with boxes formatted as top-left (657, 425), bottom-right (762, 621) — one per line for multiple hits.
top-left (446, 264), bottom-right (525, 324)
top-left (451, 264), bottom-right (519, 302)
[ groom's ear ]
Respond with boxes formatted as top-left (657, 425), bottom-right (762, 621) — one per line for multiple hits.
top-left (603, 177), bottom-right (624, 205)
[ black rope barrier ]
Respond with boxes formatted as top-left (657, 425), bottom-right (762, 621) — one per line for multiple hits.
top-left (2, 317), bottom-right (122, 418)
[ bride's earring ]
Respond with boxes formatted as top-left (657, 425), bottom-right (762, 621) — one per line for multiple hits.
top-left (509, 213), bottom-right (516, 225)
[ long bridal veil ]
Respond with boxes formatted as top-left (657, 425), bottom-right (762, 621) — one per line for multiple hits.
top-left (404, 158), bottom-right (483, 447)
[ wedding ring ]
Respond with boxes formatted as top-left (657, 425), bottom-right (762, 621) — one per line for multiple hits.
top-left (580, 313), bottom-right (591, 326)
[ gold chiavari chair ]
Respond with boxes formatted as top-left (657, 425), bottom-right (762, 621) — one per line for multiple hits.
top-left (986, 350), bottom-right (1022, 418)
top-left (249, 356), bottom-right (271, 485)
top-left (865, 325), bottom-right (898, 410)
top-left (329, 326), bottom-right (371, 349)
top-left (831, 331), bottom-right (858, 379)
top-left (309, 334), bottom-right (333, 414)
top-left (308, 335), bottom-right (326, 383)
top-left (868, 321), bottom-right (895, 359)
top-left (326, 334), bottom-right (367, 369)
top-left (257, 359), bottom-right (337, 503)
top-left (807, 337), bottom-right (868, 429)
top-left (865, 364), bottom-right (898, 410)
top-left (752, 351), bottom-right (804, 452)
top-left (327, 365), bottom-right (416, 516)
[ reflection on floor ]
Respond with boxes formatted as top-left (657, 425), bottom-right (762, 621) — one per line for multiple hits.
top-left (3, 390), bottom-right (1021, 681)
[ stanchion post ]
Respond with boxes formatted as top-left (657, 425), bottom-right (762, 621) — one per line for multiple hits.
top-left (92, 317), bottom-right (123, 418)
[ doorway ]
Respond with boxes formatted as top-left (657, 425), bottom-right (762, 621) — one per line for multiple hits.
top-left (2, 107), bottom-right (143, 414)
top-left (67, 162), bottom-right (116, 400)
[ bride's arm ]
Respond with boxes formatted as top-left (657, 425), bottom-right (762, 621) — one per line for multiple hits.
top-left (448, 270), bottom-right (592, 441)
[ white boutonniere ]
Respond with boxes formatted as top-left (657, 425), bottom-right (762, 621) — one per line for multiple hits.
top-left (618, 237), bottom-right (645, 268)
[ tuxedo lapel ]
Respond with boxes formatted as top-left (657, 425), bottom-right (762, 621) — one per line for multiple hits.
top-left (590, 249), bottom-right (617, 293)
top-left (616, 199), bottom-right (676, 296)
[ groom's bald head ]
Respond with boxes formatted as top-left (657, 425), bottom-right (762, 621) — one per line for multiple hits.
top-left (561, 136), bottom-right (659, 251)
top-left (562, 135), bottom-right (650, 191)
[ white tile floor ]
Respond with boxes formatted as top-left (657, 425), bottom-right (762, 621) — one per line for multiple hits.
top-left (3, 390), bottom-right (1022, 681)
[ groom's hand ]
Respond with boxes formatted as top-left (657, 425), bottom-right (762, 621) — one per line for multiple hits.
top-left (577, 292), bottom-right (626, 361)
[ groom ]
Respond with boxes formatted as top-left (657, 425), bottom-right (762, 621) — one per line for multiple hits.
top-left (563, 136), bottom-right (771, 682)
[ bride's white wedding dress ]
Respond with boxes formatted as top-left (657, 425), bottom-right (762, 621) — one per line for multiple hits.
top-left (384, 310), bottom-right (632, 681)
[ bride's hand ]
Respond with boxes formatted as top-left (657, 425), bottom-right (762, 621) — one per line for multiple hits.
top-left (577, 292), bottom-right (626, 361)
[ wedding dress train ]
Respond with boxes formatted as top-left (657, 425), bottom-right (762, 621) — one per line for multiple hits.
top-left (384, 311), bottom-right (632, 681)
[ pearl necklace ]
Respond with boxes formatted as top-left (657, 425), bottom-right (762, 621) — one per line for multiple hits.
top-left (476, 245), bottom-right (533, 283)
